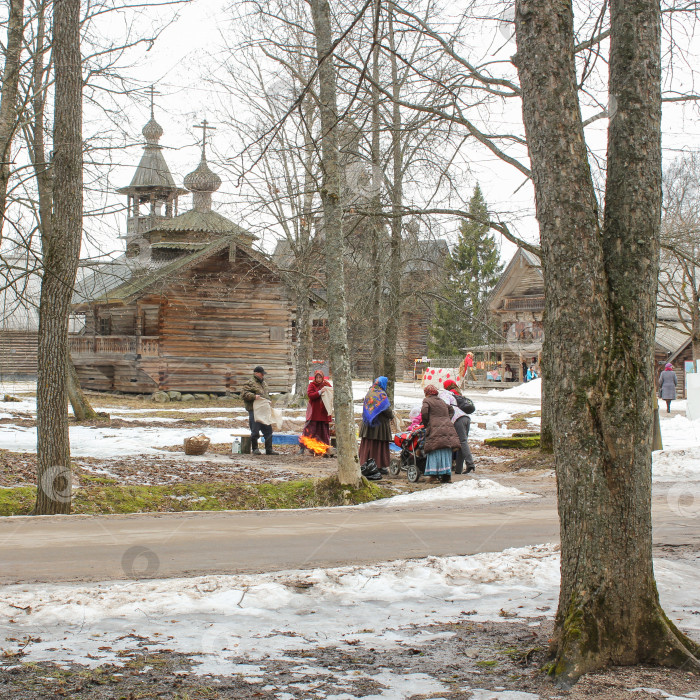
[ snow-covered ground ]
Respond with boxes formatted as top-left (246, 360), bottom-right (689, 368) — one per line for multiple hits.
top-left (2, 381), bottom-right (700, 697)
top-left (1, 544), bottom-right (698, 695)
top-left (0, 379), bottom-right (542, 460)
top-left (3, 378), bottom-right (700, 482)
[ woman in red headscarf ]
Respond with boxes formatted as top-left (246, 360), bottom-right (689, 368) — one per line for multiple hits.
top-left (301, 369), bottom-right (333, 450)
top-left (442, 379), bottom-right (476, 473)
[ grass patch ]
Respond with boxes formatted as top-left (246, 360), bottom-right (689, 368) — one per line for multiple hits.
top-left (0, 477), bottom-right (390, 516)
top-left (484, 435), bottom-right (540, 449)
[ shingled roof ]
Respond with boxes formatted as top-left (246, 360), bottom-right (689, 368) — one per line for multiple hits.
top-left (148, 209), bottom-right (257, 242)
top-left (72, 236), bottom-right (276, 309)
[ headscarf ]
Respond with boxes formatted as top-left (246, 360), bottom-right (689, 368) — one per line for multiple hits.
top-left (443, 379), bottom-right (460, 394)
top-left (313, 369), bottom-right (326, 385)
top-left (438, 388), bottom-right (466, 423)
top-left (362, 376), bottom-right (390, 427)
top-left (423, 384), bottom-right (439, 396)
top-left (665, 363), bottom-right (673, 371)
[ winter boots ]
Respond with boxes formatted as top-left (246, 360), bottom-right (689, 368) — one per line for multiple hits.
top-left (265, 437), bottom-right (280, 456)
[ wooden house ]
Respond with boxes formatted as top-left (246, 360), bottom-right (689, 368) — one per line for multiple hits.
top-left (71, 116), bottom-right (297, 394)
top-left (0, 256), bottom-right (41, 379)
top-left (480, 247), bottom-right (691, 389)
top-left (480, 247), bottom-right (544, 381)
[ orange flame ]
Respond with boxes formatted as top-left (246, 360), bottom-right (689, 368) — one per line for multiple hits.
top-left (299, 435), bottom-right (330, 455)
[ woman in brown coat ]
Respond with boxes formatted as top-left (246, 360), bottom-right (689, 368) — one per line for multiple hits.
top-left (421, 384), bottom-right (460, 483)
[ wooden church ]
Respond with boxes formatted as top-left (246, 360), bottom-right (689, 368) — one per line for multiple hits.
top-left (71, 113), bottom-right (298, 394)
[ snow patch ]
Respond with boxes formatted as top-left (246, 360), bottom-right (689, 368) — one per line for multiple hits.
top-left (488, 378), bottom-right (541, 399)
top-left (381, 478), bottom-right (537, 506)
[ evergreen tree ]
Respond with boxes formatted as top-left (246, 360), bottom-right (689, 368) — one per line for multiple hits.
top-left (428, 184), bottom-right (503, 356)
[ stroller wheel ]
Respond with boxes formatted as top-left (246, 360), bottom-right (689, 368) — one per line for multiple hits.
top-left (407, 464), bottom-right (420, 483)
top-left (389, 457), bottom-right (402, 477)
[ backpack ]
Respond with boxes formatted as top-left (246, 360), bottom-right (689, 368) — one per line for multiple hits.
top-left (456, 395), bottom-right (475, 415)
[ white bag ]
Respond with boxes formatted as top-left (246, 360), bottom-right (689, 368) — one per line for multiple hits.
top-left (253, 397), bottom-right (272, 425)
top-left (320, 386), bottom-right (334, 416)
top-left (270, 407), bottom-right (284, 432)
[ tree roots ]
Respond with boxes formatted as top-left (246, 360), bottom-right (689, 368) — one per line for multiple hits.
top-left (548, 599), bottom-right (700, 688)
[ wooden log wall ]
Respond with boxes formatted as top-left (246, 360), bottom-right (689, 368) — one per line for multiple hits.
top-left (106, 249), bottom-right (295, 394)
top-left (0, 331), bottom-right (38, 377)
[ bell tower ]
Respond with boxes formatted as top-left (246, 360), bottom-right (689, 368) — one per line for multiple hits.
top-left (118, 87), bottom-right (186, 258)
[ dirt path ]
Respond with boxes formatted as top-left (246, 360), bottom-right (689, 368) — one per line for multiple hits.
top-left (1, 479), bottom-right (695, 584)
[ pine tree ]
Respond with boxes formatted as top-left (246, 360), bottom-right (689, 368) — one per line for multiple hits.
top-left (428, 184), bottom-right (503, 357)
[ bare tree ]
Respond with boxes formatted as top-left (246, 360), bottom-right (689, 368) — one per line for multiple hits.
top-left (34, 0), bottom-right (83, 515)
top-left (309, 0), bottom-right (361, 487)
top-left (659, 153), bottom-right (700, 360)
top-left (0, 0), bottom-right (25, 242)
top-left (215, 4), bottom-right (324, 402)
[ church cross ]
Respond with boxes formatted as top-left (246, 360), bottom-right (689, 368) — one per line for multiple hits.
top-left (194, 119), bottom-right (216, 157)
top-left (148, 84), bottom-right (161, 117)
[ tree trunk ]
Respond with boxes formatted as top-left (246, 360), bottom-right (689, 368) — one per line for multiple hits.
top-left (515, 0), bottom-right (699, 684)
top-left (539, 347), bottom-right (553, 453)
top-left (294, 285), bottom-right (313, 401)
top-left (0, 0), bottom-right (24, 242)
top-left (35, 0), bottom-right (83, 515)
top-left (382, 5), bottom-right (403, 403)
top-left (369, 0), bottom-right (385, 380)
top-left (309, 0), bottom-right (361, 487)
top-left (66, 354), bottom-right (99, 421)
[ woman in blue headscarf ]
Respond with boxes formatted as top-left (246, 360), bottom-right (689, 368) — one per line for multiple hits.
top-left (358, 376), bottom-right (394, 473)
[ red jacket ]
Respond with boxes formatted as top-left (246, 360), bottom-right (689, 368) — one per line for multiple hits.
top-left (307, 381), bottom-right (332, 422)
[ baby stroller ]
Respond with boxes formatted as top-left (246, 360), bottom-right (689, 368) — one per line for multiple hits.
top-left (390, 426), bottom-right (427, 482)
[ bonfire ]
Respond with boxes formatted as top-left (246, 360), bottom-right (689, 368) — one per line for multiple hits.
top-left (299, 435), bottom-right (330, 456)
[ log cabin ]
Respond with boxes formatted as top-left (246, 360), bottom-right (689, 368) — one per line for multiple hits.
top-left (70, 115), bottom-right (301, 394)
top-left (0, 255), bottom-right (41, 380)
top-left (477, 247), bottom-right (692, 393)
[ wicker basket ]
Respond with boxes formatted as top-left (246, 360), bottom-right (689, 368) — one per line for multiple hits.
top-left (184, 434), bottom-right (210, 455)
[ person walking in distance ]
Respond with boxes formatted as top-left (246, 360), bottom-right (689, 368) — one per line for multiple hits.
top-left (658, 362), bottom-right (677, 414)
top-left (241, 366), bottom-right (280, 455)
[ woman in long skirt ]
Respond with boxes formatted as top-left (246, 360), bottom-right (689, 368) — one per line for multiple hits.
top-left (421, 384), bottom-right (460, 483)
top-left (358, 376), bottom-right (393, 473)
top-left (301, 369), bottom-right (332, 447)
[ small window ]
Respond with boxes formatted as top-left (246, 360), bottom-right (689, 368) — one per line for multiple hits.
top-left (99, 317), bottom-right (111, 335)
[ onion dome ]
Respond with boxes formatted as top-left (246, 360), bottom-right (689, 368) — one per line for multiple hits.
top-left (142, 116), bottom-right (164, 144)
top-left (184, 120), bottom-right (221, 212)
top-left (184, 155), bottom-right (221, 194)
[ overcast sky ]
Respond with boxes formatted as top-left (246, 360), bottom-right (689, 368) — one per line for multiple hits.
top-left (96, 0), bottom-right (700, 262)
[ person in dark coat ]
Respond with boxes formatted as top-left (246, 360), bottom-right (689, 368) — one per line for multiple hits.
top-left (442, 379), bottom-right (476, 474)
top-left (658, 362), bottom-right (678, 414)
top-left (241, 366), bottom-right (280, 455)
top-left (301, 369), bottom-right (332, 450)
top-left (358, 376), bottom-right (393, 473)
top-left (421, 384), bottom-right (460, 483)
